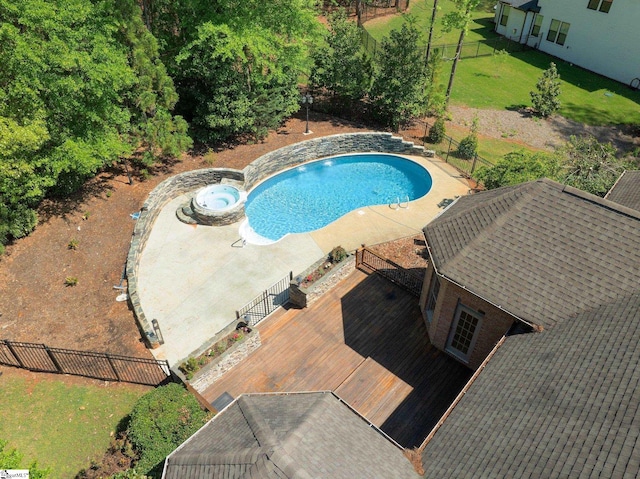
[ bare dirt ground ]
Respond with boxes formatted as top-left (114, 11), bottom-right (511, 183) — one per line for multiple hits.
top-left (0, 108), bottom-right (635, 364)
top-left (448, 105), bottom-right (640, 153)
top-left (0, 113), bottom-right (368, 360)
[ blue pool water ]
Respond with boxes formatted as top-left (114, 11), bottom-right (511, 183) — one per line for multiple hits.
top-left (244, 153), bottom-right (433, 241)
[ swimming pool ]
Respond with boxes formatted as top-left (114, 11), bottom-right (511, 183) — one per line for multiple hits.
top-left (243, 153), bottom-right (433, 242)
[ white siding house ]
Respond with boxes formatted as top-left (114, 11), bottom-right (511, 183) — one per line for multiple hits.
top-left (494, 0), bottom-right (640, 86)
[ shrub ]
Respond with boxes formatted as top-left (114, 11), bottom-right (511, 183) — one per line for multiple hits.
top-left (328, 246), bottom-right (347, 264)
top-left (530, 62), bottom-right (561, 118)
top-left (64, 276), bottom-right (78, 286)
top-left (428, 117), bottom-right (446, 144)
top-left (68, 239), bottom-right (79, 250)
top-left (127, 383), bottom-right (210, 478)
top-left (179, 358), bottom-right (198, 380)
top-left (458, 135), bottom-right (478, 159)
top-left (458, 115), bottom-right (479, 160)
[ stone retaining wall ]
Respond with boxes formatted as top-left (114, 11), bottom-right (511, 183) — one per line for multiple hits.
top-left (128, 132), bottom-right (431, 349)
top-left (243, 132), bottom-right (434, 189)
top-left (126, 168), bottom-right (244, 347)
top-left (188, 330), bottom-right (262, 393)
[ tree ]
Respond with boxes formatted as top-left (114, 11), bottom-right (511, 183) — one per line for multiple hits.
top-left (309, 10), bottom-right (372, 105)
top-left (475, 150), bottom-right (559, 189)
top-left (425, 0), bottom-right (440, 64)
top-left (557, 135), bottom-right (629, 196)
top-left (173, 0), bottom-right (321, 142)
top-left (0, 0), bottom-right (191, 251)
top-left (370, 17), bottom-right (430, 131)
top-left (442, 0), bottom-right (481, 104)
top-left (530, 62), bottom-right (562, 118)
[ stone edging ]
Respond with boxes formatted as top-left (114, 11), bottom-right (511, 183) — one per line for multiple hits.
top-left (290, 255), bottom-right (356, 308)
top-left (185, 330), bottom-right (262, 394)
top-left (128, 132), bottom-right (433, 349)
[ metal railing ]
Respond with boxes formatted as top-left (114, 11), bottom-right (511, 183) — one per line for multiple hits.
top-left (356, 247), bottom-right (423, 297)
top-left (0, 339), bottom-right (171, 386)
top-left (236, 272), bottom-right (292, 327)
top-left (399, 118), bottom-right (493, 178)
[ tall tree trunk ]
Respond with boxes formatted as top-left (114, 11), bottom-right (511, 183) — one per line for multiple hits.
top-left (356, 0), bottom-right (364, 26)
top-left (445, 27), bottom-right (465, 104)
top-left (425, 0), bottom-right (439, 63)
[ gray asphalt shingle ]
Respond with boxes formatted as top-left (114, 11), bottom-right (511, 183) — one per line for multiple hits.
top-left (163, 392), bottom-right (420, 479)
top-left (424, 179), bottom-right (640, 330)
top-left (421, 293), bottom-right (640, 478)
top-left (605, 170), bottom-right (640, 212)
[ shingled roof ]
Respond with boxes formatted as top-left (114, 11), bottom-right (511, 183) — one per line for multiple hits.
top-left (605, 170), bottom-right (640, 212)
top-left (162, 392), bottom-right (419, 479)
top-left (421, 292), bottom-right (640, 478)
top-left (501, 0), bottom-right (540, 12)
top-left (423, 178), bottom-right (640, 330)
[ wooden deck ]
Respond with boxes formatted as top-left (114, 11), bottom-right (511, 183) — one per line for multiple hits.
top-left (202, 269), bottom-right (472, 448)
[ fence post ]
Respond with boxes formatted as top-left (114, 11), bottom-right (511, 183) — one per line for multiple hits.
top-left (105, 353), bottom-right (122, 381)
top-left (4, 340), bottom-right (25, 368)
top-left (44, 346), bottom-right (64, 373)
top-left (445, 137), bottom-right (453, 163)
top-left (423, 121), bottom-right (428, 143)
top-left (471, 155), bottom-right (478, 174)
top-left (476, 42), bottom-right (480, 58)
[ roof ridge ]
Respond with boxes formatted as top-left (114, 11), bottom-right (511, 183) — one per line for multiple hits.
top-left (237, 396), bottom-right (279, 449)
top-left (562, 182), bottom-right (640, 220)
top-left (433, 181), bottom-right (543, 275)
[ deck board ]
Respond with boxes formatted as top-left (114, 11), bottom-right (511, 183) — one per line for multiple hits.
top-left (201, 269), bottom-right (472, 447)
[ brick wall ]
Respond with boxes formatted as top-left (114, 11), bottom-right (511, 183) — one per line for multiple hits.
top-left (420, 264), bottom-right (516, 371)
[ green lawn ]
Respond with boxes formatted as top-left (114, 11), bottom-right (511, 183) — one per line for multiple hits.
top-left (364, 0), bottom-right (498, 46)
top-left (0, 369), bottom-right (150, 479)
top-left (448, 50), bottom-right (640, 126)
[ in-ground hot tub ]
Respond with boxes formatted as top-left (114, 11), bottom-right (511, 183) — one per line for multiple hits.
top-left (196, 184), bottom-right (243, 211)
top-left (189, 184), bottom-right (247, 226)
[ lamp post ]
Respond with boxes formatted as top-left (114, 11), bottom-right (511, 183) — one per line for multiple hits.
top-left (301, 93), bottom-right (313, 134)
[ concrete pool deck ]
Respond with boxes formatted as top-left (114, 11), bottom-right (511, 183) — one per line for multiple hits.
top-left (137, 155), bottom-right (471, 366)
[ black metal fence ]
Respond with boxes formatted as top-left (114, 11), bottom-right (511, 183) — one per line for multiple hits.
top-left (360, 28), bottom-right (527, 62)
top-left (0, 340), bottom-right (171, 386)
top-left (399, 117), bottom-right (493, 178)
top-left (236, 272), bottom-right (292, 327)
top-left (356, 248), bottom-right (423, 297)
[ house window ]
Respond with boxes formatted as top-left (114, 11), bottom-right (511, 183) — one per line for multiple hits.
top-left (531, 14), bottom-right (543, 37)
top-left (425, 271), bottom-right (440, 323)
top-left (588, 0), bottom-right (613, 12)
top-left (547, 19), bottom-right (570, 46)
top-left (499, 5), bottom-right (510, 26)
top-left (446, 304), bottom-right (483, 362)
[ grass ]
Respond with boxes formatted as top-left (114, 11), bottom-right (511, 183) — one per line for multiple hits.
top-left (364, 0), bottom-right (498, 46)
top-left (421, 122), bottom-right (544, 165)
top-left (448, 50), bottom-right (640, 126)
top-left (0, 369), bottom-right (150, 478)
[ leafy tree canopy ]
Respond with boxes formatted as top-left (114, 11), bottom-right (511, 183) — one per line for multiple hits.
top-left (0, 0), bottom-right (191, 251)
top-left (157, 0), bottom-right (321, 142)
top-left (557, 135), bottom-right (630, 196)
top-left (369, 16), bottom-right (430, 131)
top-left (309, 10), bottom-right (372, 103)
top-left (476, 136), bottom-right (630, 197)
top-left (475, 150), bottom-right (559, 189)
